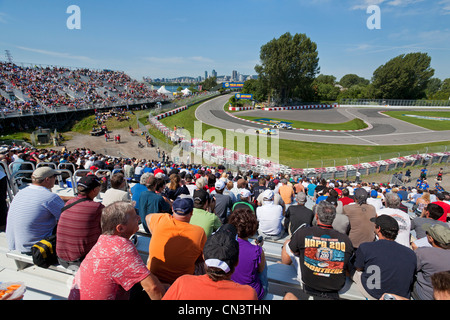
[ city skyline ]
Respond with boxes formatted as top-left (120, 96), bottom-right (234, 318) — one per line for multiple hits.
top-left (146, 69), bottom-right (255, 83)
top-left (0, 1), bottom-right (449, 82)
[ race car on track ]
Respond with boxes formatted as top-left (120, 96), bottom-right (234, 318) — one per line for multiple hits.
top-left (272, 123), bottom-right (293, 130)
top-left (255, 128), bottom-right (277, 135)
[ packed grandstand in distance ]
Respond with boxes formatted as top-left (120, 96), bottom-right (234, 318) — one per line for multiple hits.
top-left (0, 61), bottom-right (170, 116)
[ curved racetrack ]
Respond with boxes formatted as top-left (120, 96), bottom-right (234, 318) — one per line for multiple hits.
top-left (195, 94), bottom-right (450, 146)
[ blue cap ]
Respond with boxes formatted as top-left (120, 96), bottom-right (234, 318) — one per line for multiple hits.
top-left (172, 197), bottom-right (194, 215)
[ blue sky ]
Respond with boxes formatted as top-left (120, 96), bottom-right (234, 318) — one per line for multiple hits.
top-left (0, 0), bottom-right (449, 81)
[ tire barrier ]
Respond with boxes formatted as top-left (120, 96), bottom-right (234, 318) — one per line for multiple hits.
top-left (262, 104), bottom-right (338, 111)
top-left (228, 106), bottom-right (254, 111)
top-left (154, 105), bottom-right (188, 120)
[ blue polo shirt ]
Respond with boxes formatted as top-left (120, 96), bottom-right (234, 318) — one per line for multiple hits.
top-left (138, 190), bottom-right (171, 233)
top-left (131, 183), bottom-right (148, 209)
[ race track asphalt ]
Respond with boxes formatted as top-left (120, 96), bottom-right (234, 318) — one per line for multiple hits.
top-left (194, 94), bottom-right (450, 146)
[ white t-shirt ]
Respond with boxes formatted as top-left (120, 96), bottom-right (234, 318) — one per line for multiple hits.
top-left (102, 188), bottom-right (130, 207)
top-left (377, 208), bottom-right (411, 248)
top-left (256, 201), bottom-right (283, 236)
top-left (367, 197), bottom-right (384, 211)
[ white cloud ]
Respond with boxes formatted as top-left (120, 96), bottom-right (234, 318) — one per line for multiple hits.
top-left (351, 0), bottom-right (449, 12)
top-left (386, 0), bottom-right (424, 6)
top-left (350, 0), bottom-right (424, 10)
top-left (439, 0), bottom-right (450, 14)
top-left (351, 0), bottom-right (386, 10)
top-left (15, 45), bottom-right (93, 62)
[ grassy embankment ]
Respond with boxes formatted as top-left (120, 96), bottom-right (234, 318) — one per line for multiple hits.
top-left (224, 102), bottom-right (368, 130)
top-left (382, 111), bottom-right (450, 131)
top-left (157, 104), bottom-right (450, 168)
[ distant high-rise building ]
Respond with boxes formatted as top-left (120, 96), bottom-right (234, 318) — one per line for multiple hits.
top-left (205, 71), bottom-right (208, 80)
top-left (232, 70), bottom-right (238, 81)
top-left (211, 69), bottom-right (217, 78)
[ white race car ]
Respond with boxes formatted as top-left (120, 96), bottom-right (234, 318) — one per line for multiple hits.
top-left (272, 123), bottom-right (293, 130)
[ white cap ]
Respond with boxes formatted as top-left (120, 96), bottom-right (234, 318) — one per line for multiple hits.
top-left (262, 189), bottom-right (274, 200)
top-left (215, 180), bottom-right (225, 191)
top-left (240, 189), bottom-right (251, 198)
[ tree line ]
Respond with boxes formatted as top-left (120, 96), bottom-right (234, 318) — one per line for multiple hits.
top-left (241, 32), bottom-right (450, 104)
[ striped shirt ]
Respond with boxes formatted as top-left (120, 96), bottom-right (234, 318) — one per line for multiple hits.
top-left (56, 195), bottom-right (104, 262)
top-left (6, 185), bottom-right (65, 253)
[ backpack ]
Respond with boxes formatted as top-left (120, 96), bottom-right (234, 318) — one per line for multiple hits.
top-left (31, 235), bottom-right (58, 268)
top-left (31, 197), bottom-right (90, 268)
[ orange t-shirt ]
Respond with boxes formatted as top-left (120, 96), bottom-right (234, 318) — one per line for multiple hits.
top-left (162, 274), bottom-right (257, 300)
top-left (279, 185), bottom-right (294, 204)
top-left (148, 213), bottom-right (206, 284)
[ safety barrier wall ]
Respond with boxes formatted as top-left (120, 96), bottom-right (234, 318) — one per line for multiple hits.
top-left (228, 104), bottom-right (338, 111)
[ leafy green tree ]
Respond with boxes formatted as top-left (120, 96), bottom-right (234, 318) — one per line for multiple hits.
top-left (200, 76), bottom-right (218, 91)
top-left (429, 78), bottom-right (450, 100)
top-left (229, 96), bottom-right (238, 107)
top-left (314, 83), bottom-right (340, 101)
top-left (443, 78), bottom-right (450, 90)
top-left (240, 78), bottom-right (268, 102)
top-left (337, 84), bottom-right (370, 100)
top-left (188, 85), bottom-right (198, 93)
top-left (339, 74), bottom-right (370, 89)
top-left (312, 75), bottom-right (340, 101)
top-left (314, 74), bottom-right (336, 85)
top-left (371, 52), bottom-right (434, 99)
top-left (425, 78), bottom-right (442, 98)
top-left (255, 32), bottom-right (320, 104)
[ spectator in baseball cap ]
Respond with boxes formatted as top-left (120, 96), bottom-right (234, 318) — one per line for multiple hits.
top-left (232, 188), bottom-right (255, 212)
top-left (172, 197), bottom-right (194, 216)
top-left (352, 214), bottom-right (416, 300)
top-left (211, 178), bottom-right (233, 224)
top-left (190, 189), bottom-right (222, 237)
top-left (145, 196), bottom-right (206, 285)
top-left (56, 174), bottom-right (104, 269)
top-left (411, 223), bottom-right (450, 300)
top-left (77, 175), bottom-right (102, 193)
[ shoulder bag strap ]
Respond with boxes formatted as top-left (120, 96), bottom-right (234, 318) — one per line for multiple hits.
top-left (61, 197), bottom-right (90, 212)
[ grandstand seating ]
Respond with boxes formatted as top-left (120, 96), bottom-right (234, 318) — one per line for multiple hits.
top-left (0, 61), bottom-right (170, 116)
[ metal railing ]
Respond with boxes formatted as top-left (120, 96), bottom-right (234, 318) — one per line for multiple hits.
top-left (149, 91), bottom-right (220, 117)
top-left (340, 98), bottom-right (450, 107)
top-left (288, 145), bottom-right (449, 169)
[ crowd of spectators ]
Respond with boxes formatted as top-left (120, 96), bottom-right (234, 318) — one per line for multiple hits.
top-left (0, 62), bottom-right (169, 115)
top-left (1, 143), bottom-right (450, 300)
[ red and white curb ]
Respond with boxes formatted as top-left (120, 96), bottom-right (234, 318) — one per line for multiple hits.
top-left (225, 112), bottom-right (373, 132)
top-left (154, 105), bottom-right (188, 120)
